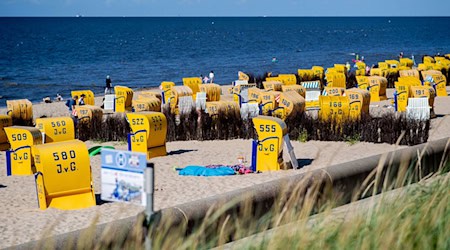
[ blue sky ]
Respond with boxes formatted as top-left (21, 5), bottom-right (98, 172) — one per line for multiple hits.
top-left (1, 0), bottom-right (449, 17)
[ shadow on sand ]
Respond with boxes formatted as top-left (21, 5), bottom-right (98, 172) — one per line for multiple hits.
top-left (168, 149), bottom-right (198, 156)
top-left (95, 194), bottom-right (113, 206)
top-left (297, 158), bottom-right (314, 168)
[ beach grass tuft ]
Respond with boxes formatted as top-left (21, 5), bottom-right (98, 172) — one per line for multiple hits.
top-left (66, 154), bottom-right (450, 250)
top-left (150, 155), bottom-right (449, 249)
top-left (77, 113), bottom-right (130, 142)
top-left (73, 107), bottom-right (430, 146)
top-left (287, 113), bottom-right (429, 146)
top-left (162, 106), bottom-right (256, 142)
top-left (386, 71), bottom-right (400, 88)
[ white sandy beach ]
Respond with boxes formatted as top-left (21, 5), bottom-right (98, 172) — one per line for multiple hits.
top-left (0, 86), bottom-right (449, 248)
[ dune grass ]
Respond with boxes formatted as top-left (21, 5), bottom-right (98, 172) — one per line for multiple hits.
top-left (144, 152), bottom-right (450, 250)
top-left (124, 160), bottom-right (449, 250)
top-left (232, 174), bottom-right (450, 250)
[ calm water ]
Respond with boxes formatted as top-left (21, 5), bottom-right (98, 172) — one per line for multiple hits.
top-left (0, 17), bottom-right (449, 106)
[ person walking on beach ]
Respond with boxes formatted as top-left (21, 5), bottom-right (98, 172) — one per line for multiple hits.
top-left (67, 95), bottom-right (77, 117)
top-left (78, 94), bottom-right (86, 106)
top-left (202, 75), bottom-right (209, 83)
top-left (105, 75), bottom-right (113, 94)
top-left (56, 93), bottom-right (63, 102)
top-left (209, 71), bottom-right (214, 83)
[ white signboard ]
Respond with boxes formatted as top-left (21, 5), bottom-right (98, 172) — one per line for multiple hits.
top-left (101, 149), bottom-right (147, 206)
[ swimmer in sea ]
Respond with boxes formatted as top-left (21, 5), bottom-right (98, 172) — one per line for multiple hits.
top-left (272, 57), bottom-right (278, 63)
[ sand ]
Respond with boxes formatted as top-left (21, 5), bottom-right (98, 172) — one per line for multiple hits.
top-left (0, 86), bottom-right (449, 248)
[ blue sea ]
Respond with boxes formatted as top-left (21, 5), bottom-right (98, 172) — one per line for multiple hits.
top-left (0, 17), bottom-right (449, 106)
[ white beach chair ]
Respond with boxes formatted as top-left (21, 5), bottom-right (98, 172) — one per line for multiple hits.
top-left (240, 88), bottom-right (250, 104)
top-left (240, 103), bottom-right (260, 120)
top-left (301, 81), bottom-right (321, 110)
top-left (178, 96), bottom-right (195, 115)
top-left (104, 94), bottom-right (115, 111)
top-left (406, 97), bottom-right (430, 121)
top-left (234, 80), bottom-right (248, 86)
top-left (195, 92), bottom-right (207, 110)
